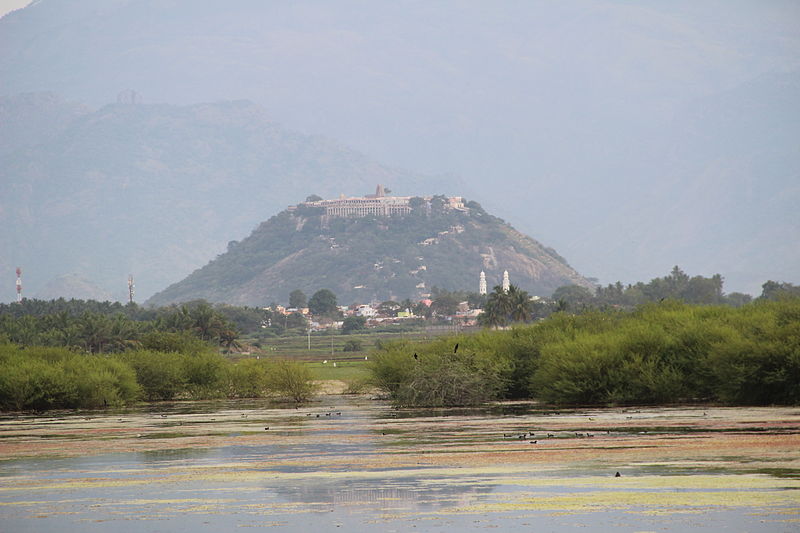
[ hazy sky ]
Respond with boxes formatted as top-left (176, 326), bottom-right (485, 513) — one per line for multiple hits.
top-left (0, 0), bottom-right (28, 18)
top-left (1, 1), bottom-right (798, 300)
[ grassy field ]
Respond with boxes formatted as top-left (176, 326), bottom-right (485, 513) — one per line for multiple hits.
top-left (243, 329), bottom-right (455, 361)
top-left (238, 328), bottom-right (462, 382)
top-left (305, 360), bottom-right (370, 381)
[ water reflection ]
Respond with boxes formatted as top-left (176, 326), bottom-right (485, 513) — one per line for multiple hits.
top-left (1, 399), bottom-right (798, 532)
top-left (138, 447), bottom-right (211, 464)
top-left (266, 475), bottom-right (495, 510)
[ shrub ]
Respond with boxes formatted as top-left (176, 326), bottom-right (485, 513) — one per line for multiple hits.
top-left (0, 352), bottom-right (64, 410)
top-left (396, 352), bottom-right (505, 407)
top-left (368, 340), bottom-right (416, 398)
top-left (140, 331), bottom-right (208, 354)
top-left (370, 338), bottom-right (510, 407)
top-left (226, 358), bottom-right (271, 398)
top-left (341, 316), bottom-right (367, 335)
top-left (61, 355), bottom-right (140, 408)
top-left (342, 339), bottom-right (363, 352)
top-left (0, 344), bottom-right (139, 410)
top-left (120, 350), bottom-right (187, 401)
top-left (367, 298), bottom-right (800, 407)
top-left (182, 351), bottom-right (227, 399)
top-left (707, 304), bottom-right (800, 404)
top-left (267, 360), bottom-right (317, 403)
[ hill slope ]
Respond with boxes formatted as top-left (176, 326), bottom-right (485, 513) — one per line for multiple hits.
top-left (3, 1), bottom-right (797, 295)
top-left (1, 95), bottom-right (448, 301)
top-left (147, 202), bottom-right (592, 306)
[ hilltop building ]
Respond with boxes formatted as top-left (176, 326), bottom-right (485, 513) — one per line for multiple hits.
top-left (294, 185), bottom-right (465, 218)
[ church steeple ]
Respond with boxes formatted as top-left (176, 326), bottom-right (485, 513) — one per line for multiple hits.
top-left (502, 270), bottom-right (510, 293)
top-left (479, 271), bottom-right (487, 295)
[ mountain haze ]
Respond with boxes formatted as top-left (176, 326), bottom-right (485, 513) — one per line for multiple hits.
top-left (2, 0), bottom-right (798, 297)
top-left (147, 201), bottom-right (592, 307)
top-left (1, 95), bottom-right (450, 301)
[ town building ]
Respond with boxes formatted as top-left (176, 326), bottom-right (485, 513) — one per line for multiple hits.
top-left (355, 304), bottom-right (377, 318)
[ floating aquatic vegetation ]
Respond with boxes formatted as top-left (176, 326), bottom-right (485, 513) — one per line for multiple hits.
top-left (0, 400), bottom-right (798, 531)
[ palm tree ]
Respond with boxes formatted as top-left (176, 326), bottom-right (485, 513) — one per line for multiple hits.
top-left (479, 284), bottom-right (535, 327)
top-left (106, 314), bottom-right (140, 352)
top-left (79, 312), bottom-right (112, 353)
top-left (479, 285), bottom-right (512, 328)
top-left (507, 285), bottom-right (533, 323)
top-left (219, 328), bottom-right (241, 353)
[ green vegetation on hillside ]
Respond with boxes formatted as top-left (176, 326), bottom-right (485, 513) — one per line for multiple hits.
top-left (370, 297), bottom-right (800, 407)
top-left (148, 199), bottom-right (591, 306)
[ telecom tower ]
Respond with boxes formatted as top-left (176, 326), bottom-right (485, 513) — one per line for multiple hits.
top-left (128, 275), bottom-right (135, 304)
top-left (15, 267), bottom-right (22, 303)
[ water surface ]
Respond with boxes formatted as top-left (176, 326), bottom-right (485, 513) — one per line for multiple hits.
top-left (1, 399), bottom-right (798, 531)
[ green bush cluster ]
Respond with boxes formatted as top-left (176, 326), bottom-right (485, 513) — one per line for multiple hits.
top-left (369, 298), bottom-right (800, 406)
top-left (0, 342), bottom-right (317, 410)
top-left (266, 359), bottom-right (317, 403)
top-left (370, 337), bottom-right (511, 407)
top-left (0, 344), bottom-right (139, 410)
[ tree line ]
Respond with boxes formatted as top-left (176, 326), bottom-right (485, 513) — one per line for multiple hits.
top-left (0, 299), bottom-right (242, 353)
top-left (552, 266), bottom-right (783, 312)
top-left (476, 267), bottom-right (800, 328)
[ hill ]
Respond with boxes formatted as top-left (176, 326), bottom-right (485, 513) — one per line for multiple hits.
top-left (33, 274), bottom-right (113, 302)
top-left (3, 1), bottom-right (798, 295)
top-left (0, 95), bottom-right (449, 302)
top-left (147, 196), bottom-right (593, 306)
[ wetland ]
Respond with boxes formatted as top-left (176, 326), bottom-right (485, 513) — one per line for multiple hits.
top-left (1, 398), bottom-right (798, 532)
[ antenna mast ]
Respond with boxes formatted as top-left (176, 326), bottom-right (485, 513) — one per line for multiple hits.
top-left (15, 267), bottom-right (22, 303)
top-left (128, 274), bottom-right (135, 304)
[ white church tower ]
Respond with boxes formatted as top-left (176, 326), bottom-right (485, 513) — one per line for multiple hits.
top-left (502, 270), bottom-right (510, 293)
top-left (479, 271), bottom-right (487, 295)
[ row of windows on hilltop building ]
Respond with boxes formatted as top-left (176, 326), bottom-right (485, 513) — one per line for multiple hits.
top-left (293, 184), bottom-right (465, 218)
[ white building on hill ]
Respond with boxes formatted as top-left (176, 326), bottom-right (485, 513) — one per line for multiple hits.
top-left (294, 185), bottom-right (465, 218)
